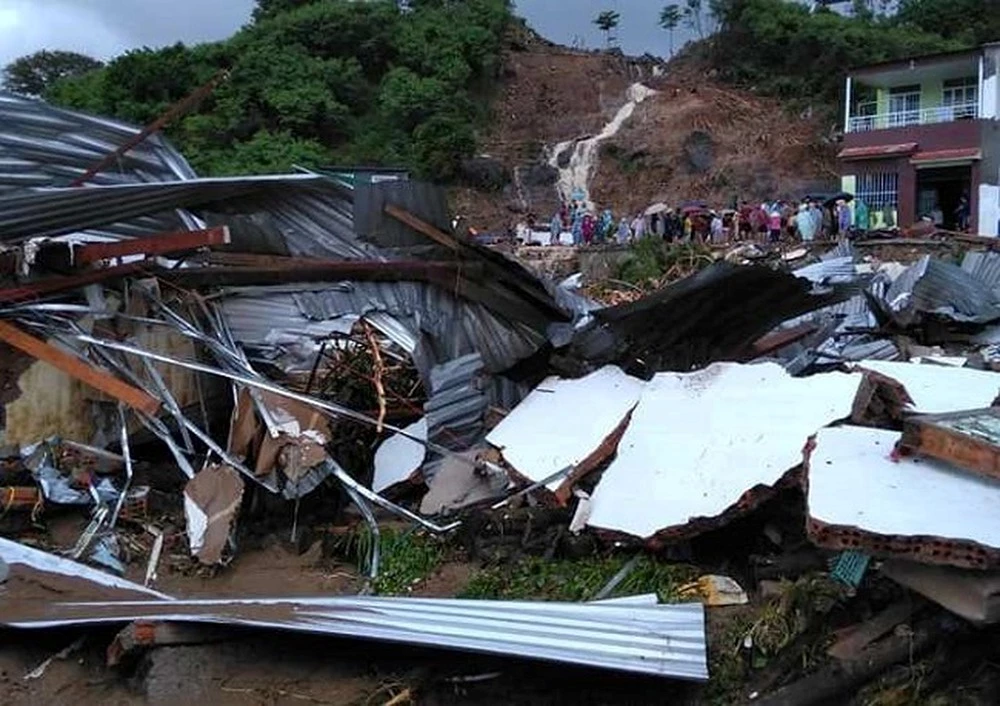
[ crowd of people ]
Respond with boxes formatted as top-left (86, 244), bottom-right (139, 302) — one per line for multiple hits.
top-left (513, 195), bottom-right (912, 248)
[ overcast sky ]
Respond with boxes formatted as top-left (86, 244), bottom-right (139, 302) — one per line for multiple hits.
top-left (0, 0), bottom-right (698, 69)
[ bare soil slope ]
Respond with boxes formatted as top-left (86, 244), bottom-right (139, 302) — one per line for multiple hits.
top-left (452, 30), bottom-right (838, 229)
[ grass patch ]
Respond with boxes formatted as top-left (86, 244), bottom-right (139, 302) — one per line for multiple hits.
top-left (459, 555), bottom-right (698, 603)
top-left (703, 574), bottom-right (845, 705)
top-left (617, 240), bottom-right (716, 288)
top-left (330, 525), bottom-right (444, 595)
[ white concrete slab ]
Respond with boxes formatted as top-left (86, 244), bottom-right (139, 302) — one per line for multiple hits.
top-left (809, 426), bottom-right (1000, 550)
top-left (486, 366), bottom-right (644, 490)
top-left (858, 359), bottom-right (1000, 414)
top-left (587, 362), bottom-right (862, 538)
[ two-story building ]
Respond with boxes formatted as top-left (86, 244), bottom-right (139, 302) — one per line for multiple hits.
top-left (839, 44), bottom-right (1000, 236)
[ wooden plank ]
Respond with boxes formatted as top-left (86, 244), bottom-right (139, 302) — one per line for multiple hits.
top-left (384, 203), bottom-right (459, 250)
top-left (827, 599), bottom-right (917, 661)
top-left (900, 408), bottom-right (1000, 481)
top-left (75, 227), bottom-right (231, 266)
top-left (0, 320), bottom-right (160, 416)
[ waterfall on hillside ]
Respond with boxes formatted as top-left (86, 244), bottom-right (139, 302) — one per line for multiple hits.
top-left (547, 83), bottom-right (656, 213)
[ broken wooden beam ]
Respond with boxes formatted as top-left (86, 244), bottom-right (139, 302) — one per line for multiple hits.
top-left (0, 263), bottom-right (144, 303)
top-left (827, 599), bottom-right (919, 661)
top-left (0, 320), bottom-right (160, 416)
top-left (900, 408), bottom-right (1000, 481)
top-left (74, 227), bottom-right (231, 266)
top-left (384, 203), bottom-right (460, 251)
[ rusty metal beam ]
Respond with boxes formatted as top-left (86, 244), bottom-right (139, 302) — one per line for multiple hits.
top-left (0, 263), bottom-right (144, 303)
top-left (70, 68), bottom-right (229, 187)
top-left (75, 227), bottom-right (231, 266)
top-left (0, 320), bottom-right (160, 416)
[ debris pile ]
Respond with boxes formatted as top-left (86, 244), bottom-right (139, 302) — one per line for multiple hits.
top-left (5, 93), bottom-right (1000, 702)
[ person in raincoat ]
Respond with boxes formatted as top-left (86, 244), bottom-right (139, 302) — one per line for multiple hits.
top-left (631, 213), bottom-right (646, 239)
top-left (836, 200), bottom-right (852, 236)
top-left (796, 203), bottom-right (816, 242)
top-left (571, 211), bottom-right (583, 245)
top-left (599, 208), bottom-right (614, 243)
top-left (549, 211), bottom-right (562, 246)
top-left (582, 213), bottom-right (596, 245)
top-left (616, 217), bottom-right (632, 244)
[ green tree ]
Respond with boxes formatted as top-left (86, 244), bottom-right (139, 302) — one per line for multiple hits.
top-left (659, 4), bottom-right (683, 57)
top-left (895, 0), bottom-right (1000, 44)
top-left (44, 0), bottom-right (513, 181)
top-left (2, 50), bottom-right (103, 96)
top-left (683, 0), bottom-right (704, 39)
top-left (594, 10), bottom-right (621, 48)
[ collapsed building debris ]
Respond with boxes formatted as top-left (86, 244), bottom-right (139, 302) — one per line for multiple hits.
top-left (9, 91), bottom-right (1000, 701)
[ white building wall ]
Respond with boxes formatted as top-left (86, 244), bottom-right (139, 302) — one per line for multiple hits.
top-left (981, 183), bottom-right (1000, 237)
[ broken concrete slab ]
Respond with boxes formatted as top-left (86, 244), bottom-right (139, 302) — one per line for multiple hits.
top-left (882, 559), bottom-right (1000, 625)
top-left (419, 448), bottom-right (506, 516)
top-left (485, 365), bottom-right (643, 494)
top-left (183, 465), bottom-right (244, 566)
top-left (808, 426), bottom-right (1000, 569)
top-left (373, 417), bottom-right (428, 493)
top-left (856, 360), bottom-right (1000, 414)
top-left (586, 362), bottom-right (862, 539)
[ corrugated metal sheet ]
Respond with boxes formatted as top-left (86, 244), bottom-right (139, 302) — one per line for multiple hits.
top-left (0, 92), bottom-right (195, 194)
top-left (221, 282), bottom-right (545, 375)
top-left (793, 256), bottom-right (858, 284)
top-left (425, 353), bottom-right (488, 451)
top-left (353, 179), bottom-right (452, 249)
top-left (962, 251), bottom-right (1000, 294)
top-left (0, 537), bottom-right (708, 681)
top-left (885, 255), bottom-right (1000, 324)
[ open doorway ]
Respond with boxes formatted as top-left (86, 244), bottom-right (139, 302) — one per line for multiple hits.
top-left (916, 166), bottom-right (971, 230)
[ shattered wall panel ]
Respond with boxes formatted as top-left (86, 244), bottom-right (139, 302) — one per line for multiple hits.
top-left (807, 426), bottom-right (1000, 569)
top-left (586, 362), bottom-right (862, 539)
top-left (486, 366), bottom-right (644, 492)
top-left (857, 360), bottom-right (1000, 414)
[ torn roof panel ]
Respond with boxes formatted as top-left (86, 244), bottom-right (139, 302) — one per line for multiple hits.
top-left (0, 91), bottom-right (196, 194)
top-left (857, 360), bottom-right (1000, 414)
top-left (587, 362), bottom-right (863, 539)
top-left (486, 366), bottom-right (644, 491)
top-left (807, 426), bottom-right (1000, 568)
top-left (884, 255), bottom-right (1000, 325)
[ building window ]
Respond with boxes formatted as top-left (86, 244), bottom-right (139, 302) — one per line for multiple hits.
top-left (943, 76), bottom-right (978, 118)
top-left (857, 171), bottom-right (899, 210)
top-left (888, 85), bottom-right (921, 127)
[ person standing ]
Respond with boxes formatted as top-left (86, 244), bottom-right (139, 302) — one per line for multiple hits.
top-left (797, 203), bottom-right (815, 242)
top-left (582, 212), bottom-right (596, 245)
top-left (599, 208), bottom-right (614, 243)
top-left (616, 217), bottom-right (632, 244)
top-left (837, 200), bottom-right (852, 236)
top-left (571, 211), bottom-right (583, 245)
top-left (710, 211), bottom-right (724, 244)
top-left (768, 209), bottom-right (782, 243)
top-left (550, 211), bottom-right (562, 246)
top-left (631, 213), bottom-right (646, 240)
top-left (956, 195), bottom-right (971, 232)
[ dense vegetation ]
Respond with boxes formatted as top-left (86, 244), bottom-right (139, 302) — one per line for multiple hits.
top-left (7, 0), bottom-right (999, 180)
top-left (709, 0), bottom-right (999, 116)
top-left (43, 0), bottom-right (512, 180)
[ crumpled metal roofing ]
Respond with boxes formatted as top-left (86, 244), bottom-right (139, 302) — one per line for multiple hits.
top-left (0, 92), bottom-right (195, 194)
top-left (884, 255), bottom-right (1000, 324)
top-left (962, 251), bottom-right (1000, 295)
top-left (792, 256), bottom-right (858, 284)
top-left (221, 283), bottom-right (545, 376)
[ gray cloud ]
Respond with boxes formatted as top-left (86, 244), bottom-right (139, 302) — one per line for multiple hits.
top-left (0, 0), bottom-right (693, 71)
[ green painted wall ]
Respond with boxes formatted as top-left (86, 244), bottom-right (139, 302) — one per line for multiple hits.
top-left (922, 80), bottom-right (943, 110)
top-left (876, 88), bottom-right (889, 115)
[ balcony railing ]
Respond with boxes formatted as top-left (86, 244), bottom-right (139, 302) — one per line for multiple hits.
top-left (847, 103), bottom-right (979, 133)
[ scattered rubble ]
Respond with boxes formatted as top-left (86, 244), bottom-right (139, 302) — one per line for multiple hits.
top-left (7, 92), bottom-right (1000, 704)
